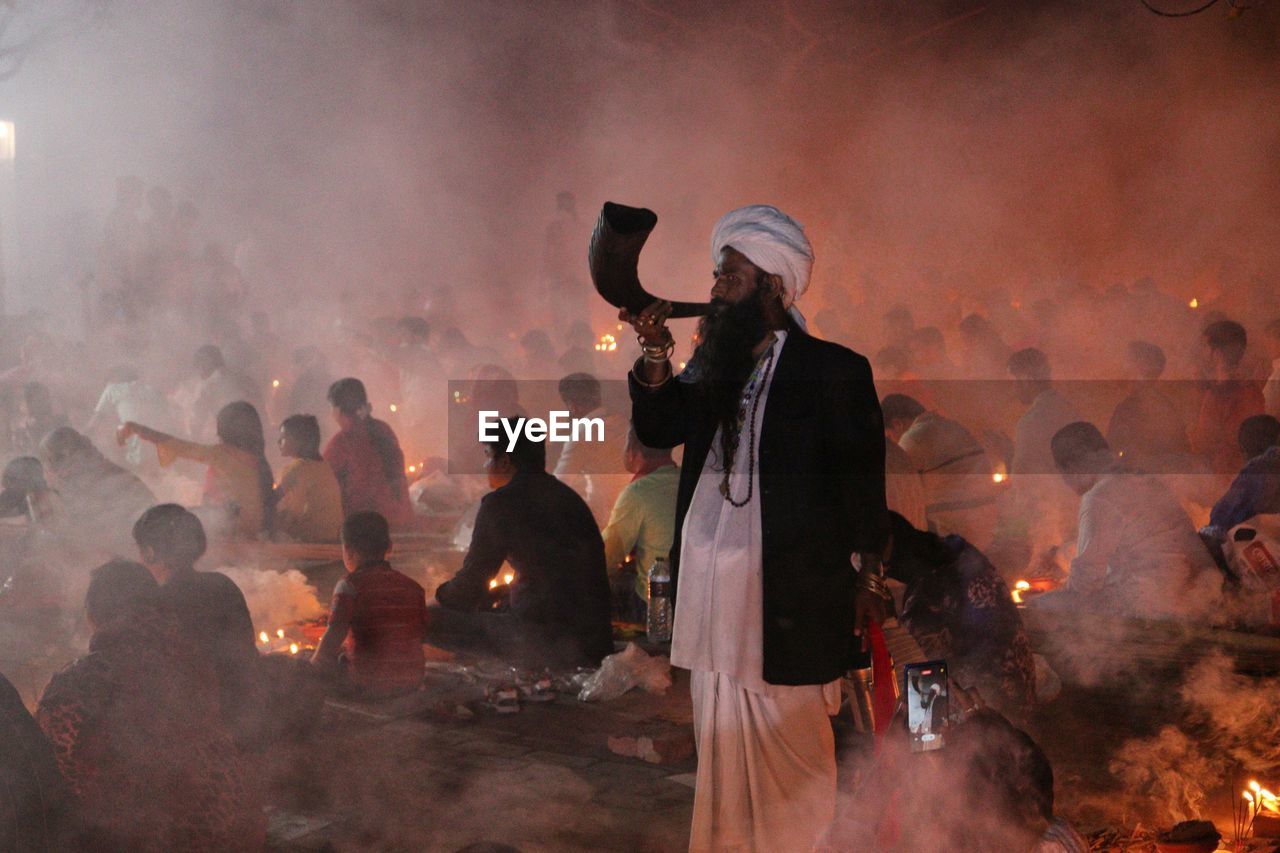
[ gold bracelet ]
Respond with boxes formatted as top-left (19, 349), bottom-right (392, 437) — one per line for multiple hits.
top-left (638, 334), bottom-right (674, 354)
top-left (632, 361), bottom-right (672, 389)
top-left (855, 571), bottom-right (891, 600)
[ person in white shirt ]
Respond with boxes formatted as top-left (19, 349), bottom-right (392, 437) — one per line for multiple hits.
top-left (882, 393), bottom-right (998, 550)
top-left (1006, 348), bottom-right (1082, 563)
top-left (552, 372), bottom-right (628, 526)
top-left (1049, 421), bottom-right (1221, 620)
top-left (85, 366), bottom-right (175, 470)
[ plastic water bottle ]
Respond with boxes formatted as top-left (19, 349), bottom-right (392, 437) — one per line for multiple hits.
top-left (647, 557), bottom-right (673, 644)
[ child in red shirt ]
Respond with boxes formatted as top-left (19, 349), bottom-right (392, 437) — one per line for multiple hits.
top-left (311, 511), bottom-right (427, 698)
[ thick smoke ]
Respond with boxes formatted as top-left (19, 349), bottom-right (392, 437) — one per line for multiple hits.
top-left (0, 0), bottom-right (1275, 356)
top-left (1109, 652), bottom-right (1280, 826)
top-left (217, 564), bottom-right (324, 632)
top-left (0, 0), bottom-right (1277, 846)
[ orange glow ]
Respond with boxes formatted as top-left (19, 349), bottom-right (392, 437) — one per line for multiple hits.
top-left (259, 631), bottom-right (269, 644)
top-left (389, 403), bottom-right (398, 413)
top-left (289, 643), bottom-right (299, 655)
top-left (1012, 580), bottom-right (1031, 604)
top-left (271, 379), bottom-right (280, 389)
top-left (594, 333), bottom-right (618, 353)
top-left (276, 628), bottom-right (285, 639)
top-left (1189, 297), bottom-right (1199, 309)
top-left (1248, 781), bottom-right (1280, 813)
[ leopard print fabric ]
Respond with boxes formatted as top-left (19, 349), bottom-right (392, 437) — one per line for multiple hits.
top-left (36, 605), bottom-right (265, 851)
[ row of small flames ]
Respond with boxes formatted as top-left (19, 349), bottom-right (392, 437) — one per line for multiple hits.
top-left (257, 627), bottom-right (301, 656)
top-left (1237, 779), bottom-right (1280, 842)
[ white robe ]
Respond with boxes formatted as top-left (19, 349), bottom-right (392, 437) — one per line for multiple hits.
top-left (673, 331), bottom-right (840, 852)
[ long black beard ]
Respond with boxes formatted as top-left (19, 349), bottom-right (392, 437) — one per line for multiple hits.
top-left (692, 284), bottom-right (770, 470)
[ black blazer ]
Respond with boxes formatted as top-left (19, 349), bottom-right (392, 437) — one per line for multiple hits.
top-left (630, 324), bottom-right (888, 685)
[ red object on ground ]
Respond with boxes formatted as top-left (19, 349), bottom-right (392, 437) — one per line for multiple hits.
top-left (867, 621), bottom-right (897, 738)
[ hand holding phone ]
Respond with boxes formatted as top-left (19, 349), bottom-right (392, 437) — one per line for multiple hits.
top-left (903, 660), bottom-right (948, 753)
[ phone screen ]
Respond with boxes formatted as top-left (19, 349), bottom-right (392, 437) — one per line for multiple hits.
top-left (904, 660), bottom-right (948, 753)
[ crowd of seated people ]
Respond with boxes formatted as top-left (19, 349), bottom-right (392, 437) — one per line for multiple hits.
top-left (2, 178), bottom-right (1280, 850)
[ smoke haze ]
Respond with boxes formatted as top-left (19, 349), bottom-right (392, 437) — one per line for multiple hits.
top-left (0, 0), bottom-right (1275, 353)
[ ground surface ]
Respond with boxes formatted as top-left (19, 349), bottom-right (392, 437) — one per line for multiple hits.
top-left (262, 660), bottom-right (697, 852)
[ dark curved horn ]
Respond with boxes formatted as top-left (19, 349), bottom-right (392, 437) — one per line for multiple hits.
top-left (588, 202), bottom-right (710, 319)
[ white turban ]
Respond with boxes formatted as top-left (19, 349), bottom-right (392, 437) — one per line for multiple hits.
top-left (710, 204), bottom-right (815, 308)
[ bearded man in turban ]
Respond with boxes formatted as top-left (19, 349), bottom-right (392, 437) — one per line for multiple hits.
top-left (623, 205), bottom-right (888, 851)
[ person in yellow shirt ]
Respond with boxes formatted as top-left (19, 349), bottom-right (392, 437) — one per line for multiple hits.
top-left (275, 415), bottom-right (344, 542)
top-left (600, 428), bottom-right (679, 622)
top-left (121, 401), bottom-right (273, 540)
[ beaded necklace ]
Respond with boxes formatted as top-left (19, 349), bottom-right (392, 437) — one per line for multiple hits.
top-left (719, 338), bottom-right (778, 506)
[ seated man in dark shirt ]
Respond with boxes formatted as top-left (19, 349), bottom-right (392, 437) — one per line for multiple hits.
top-left (311, 511), bottom-right (428, 698)
top-left (1207, 414), bottom-right (1280, 537)
top-left (132, 504), bottom-right (259, 737)
top-left (429, 419), bottom-right (614, 668)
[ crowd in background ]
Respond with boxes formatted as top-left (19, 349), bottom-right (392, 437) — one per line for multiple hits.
top-left (1, 180), bottom-right (1279, 848)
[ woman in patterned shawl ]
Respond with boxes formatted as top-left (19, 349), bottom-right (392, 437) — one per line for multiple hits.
top-left (885, 511), bottom-right (1036, 719)
top-left (36, 560), bottom-right (264, 851)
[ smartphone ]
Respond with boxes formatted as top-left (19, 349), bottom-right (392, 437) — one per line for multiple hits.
top-left (903, 660), bottom-right (948, 753)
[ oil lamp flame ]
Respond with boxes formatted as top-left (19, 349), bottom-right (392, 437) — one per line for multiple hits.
top-left (594, 333), bottom-right (618, 353)
top-left (289, 643), bottom-right (299, 655)
top-left (1012, 580), bottom-right (1031, 604)
top-left (1189, 297), bottom-right (1199, 309)
top-left (259, 631), bottom-right (269, 644)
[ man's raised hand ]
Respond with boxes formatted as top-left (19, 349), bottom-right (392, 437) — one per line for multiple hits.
top-left (619, 300), bottom-right (674, 347)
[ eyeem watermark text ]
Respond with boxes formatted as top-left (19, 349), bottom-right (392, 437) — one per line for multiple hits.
top-left (478, 410), bottom-right (605, 451)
